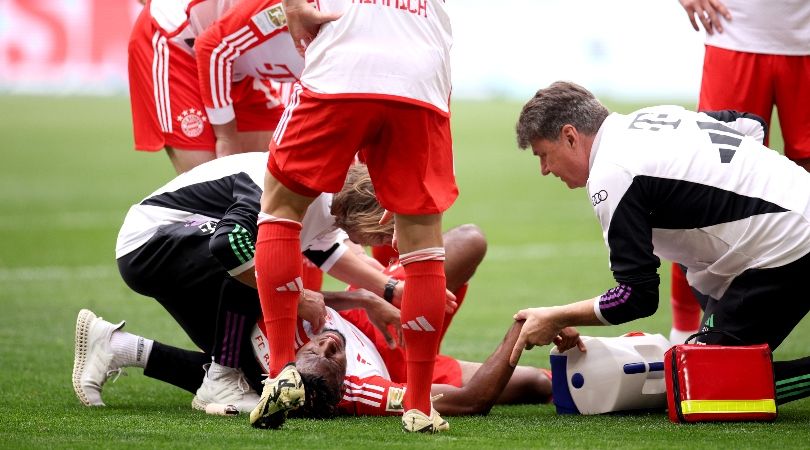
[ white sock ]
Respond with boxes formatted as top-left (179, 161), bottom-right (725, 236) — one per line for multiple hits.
top-left (110, 331), bottom-right (153, 368)
top-left (669, 328), bottom-right (700, 346)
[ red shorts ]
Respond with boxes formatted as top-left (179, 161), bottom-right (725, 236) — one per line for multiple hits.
top-left (339, 308), bottom-right (462, 387)
top-left (128, 8), bottom-right (284, 152)
top-left (700, 45), bottom-right (810, 160)
top-left (268, 85), bottom-right (458, 215)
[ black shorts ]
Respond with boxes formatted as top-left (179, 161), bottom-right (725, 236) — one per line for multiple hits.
top-left (696, 251), bottom-right (810, 349)
top-left (117, 222), bottom-right (259, 353)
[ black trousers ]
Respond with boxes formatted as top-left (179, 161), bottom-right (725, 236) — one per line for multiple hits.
top-left (117, 222), bottom-right (264, 392)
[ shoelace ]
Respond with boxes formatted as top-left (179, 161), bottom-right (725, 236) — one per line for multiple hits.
top-left (106, 368), bottom-right (127, 383)
top-left (235, 371), bottom-right (250, 394)
top-left (220, 368), bottom-right (251, 394)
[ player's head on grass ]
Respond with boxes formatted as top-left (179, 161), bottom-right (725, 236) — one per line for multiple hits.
top-left (290, 329), bottom-right (347, 419)
top-left (331, 164), bottom-right (394, 247)
top-left (515, 81), bottom-right (610, 189)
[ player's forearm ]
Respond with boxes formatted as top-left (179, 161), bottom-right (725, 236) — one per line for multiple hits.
top-left (320, 289), bottom-right (379, 311)
top-left (433, 322), bottom-right (523, 416)
top-left (326, 250), bottom-right (389, 298)
top-left (552, 298), bottom-right (604, 328)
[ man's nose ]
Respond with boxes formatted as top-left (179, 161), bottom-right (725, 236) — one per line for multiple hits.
top-left (321, 338), bottom-right (338, 356)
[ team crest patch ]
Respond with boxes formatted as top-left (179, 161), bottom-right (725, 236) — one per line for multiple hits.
top-left (177, 109), bottom-right (207, 138)
top-left (385, 386), bottom-right (406, 412)
top-left (251, 4), bottom-right (287, 35)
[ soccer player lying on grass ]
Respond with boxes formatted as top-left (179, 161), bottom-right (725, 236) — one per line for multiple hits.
top-left (73, 158), bottom-right (553, 417)
top-left (73, 155), bottom-right (435, 413)
top-left (250, 303), bottom-right (556, 419)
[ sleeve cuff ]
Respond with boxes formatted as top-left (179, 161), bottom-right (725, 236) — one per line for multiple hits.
top-left (205, 105), bottom-right (236, 125)
top-left (227, 259), bottom-right (255, 277)
top-left (593, 297), bottom-right (612, 325)
top-left (320, 243), bottom-right (348, 273)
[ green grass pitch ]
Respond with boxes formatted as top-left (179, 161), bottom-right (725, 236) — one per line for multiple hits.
top-left (0, 95), bottom-right (807, 449)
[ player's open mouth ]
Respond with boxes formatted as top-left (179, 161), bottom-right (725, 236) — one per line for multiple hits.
top-left (322, 330), bottom-right (345, 349)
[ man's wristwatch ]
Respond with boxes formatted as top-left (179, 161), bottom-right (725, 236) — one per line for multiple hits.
top-left (383, 278), bottom-right (400, 303)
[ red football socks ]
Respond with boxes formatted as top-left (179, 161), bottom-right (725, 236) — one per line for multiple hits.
top-left (400, 259), bottom-right (446, 415)
top-left (255, 219), bottom-right (302, 377)
top-left (671, 263), bottom-right (702, 331)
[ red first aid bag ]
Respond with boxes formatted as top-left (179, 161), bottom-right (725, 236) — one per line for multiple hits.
top-left (664, 331), bottom-right (777, 423)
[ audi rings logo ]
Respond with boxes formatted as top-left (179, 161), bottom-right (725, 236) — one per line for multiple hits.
top-left (591, 190), bottom-right (608, 206)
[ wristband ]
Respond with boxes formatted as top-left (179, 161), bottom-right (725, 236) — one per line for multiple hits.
top-left (383, 278), bottom-right (399, 303)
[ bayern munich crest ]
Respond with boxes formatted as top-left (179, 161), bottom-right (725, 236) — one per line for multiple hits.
top-left (177, 109), bottom-right (207, 138)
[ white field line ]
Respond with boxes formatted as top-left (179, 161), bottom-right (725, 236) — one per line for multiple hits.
top-left (0, 265), bottom-right (118, 282)
top-left (485, 242), bottom-right (605, 261)
top-left (0, 243), bottom-right (605, 282)
top-left (0, 211), bottom-right (123, 230)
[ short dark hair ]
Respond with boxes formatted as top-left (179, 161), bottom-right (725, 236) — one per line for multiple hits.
top-left (288, 372), bottom-right (344, 419)
top-left (515, 81), bottom-right (609, 149)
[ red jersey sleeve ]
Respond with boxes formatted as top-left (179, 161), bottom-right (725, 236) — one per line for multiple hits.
top-left (195, 0), bottom-right (287, 124)
top-left (338, 375), bottom-right (407, 417)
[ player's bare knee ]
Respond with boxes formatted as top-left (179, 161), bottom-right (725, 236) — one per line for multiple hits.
top-left (447, 224), bottom-right (487, 262)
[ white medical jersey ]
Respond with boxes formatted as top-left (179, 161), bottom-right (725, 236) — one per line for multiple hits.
top-left (589, 106), bottom-right (810, 306)
top-left (115, 152), bottom-right (347, 275)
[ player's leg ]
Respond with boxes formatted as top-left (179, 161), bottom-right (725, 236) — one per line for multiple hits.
top-left (193, 277), bottom-right (263, 413)
top-left (669, 264), bottom-right (702, 344)
top-left (72, 306), bottom-right (216, 407)
top-left (363, 101), bottom-right (457, 431)
top-left (230, 77), bottom-right (284, 154)
top-left (439, 224), bottom-right (486, 344)
top-left (250, 87), bottom-right (361, 429)
top-left (117, 223), bottom-right (264, 410)
top-left (255, 172), bottom-right (315, 376)
top-left (395, 213), bottom-right (448, 418)
top-left (699, 46), bottom-right (774, 144)
top-left (127, 10), bottom-right (216, 174)
top-left (443, 224), bottom-right (487, 293)
top-left (249, 174), bottom-right (313, 428)
top-left (773, 54), bottom-right (810, 171)
top-left (72, 308), bottom-right (152, 406)
top-left (238, 77), bottom-right (324, 292)
top-left (165, 147), bottom-right (216, 173)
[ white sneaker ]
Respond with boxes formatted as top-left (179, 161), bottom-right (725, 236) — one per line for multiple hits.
top-left (192, 363), bottom-right (261, 413)
top-left (72, 309), bottom-right (125, 406)
top-left (402, 407), bottom-right (449, 433)
top-left (249, 363), bottom-right (305, 429)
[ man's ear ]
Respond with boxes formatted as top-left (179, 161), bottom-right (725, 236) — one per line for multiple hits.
top-left (561, 124), bottom-right (577, 147)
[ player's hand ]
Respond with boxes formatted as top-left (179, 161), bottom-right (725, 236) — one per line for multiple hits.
top-left (679, 0), bottom-right (731, 35)
top-left (356, 289), bottom-right (403, 349)
top-left (283, 0), bottom-right (342, 56)
top-left (509, 307), bottom-right (564, 366)
top-left (298, 289), bottom-right (327, 332)
top-left (552, 327), bottom-right (586, 353)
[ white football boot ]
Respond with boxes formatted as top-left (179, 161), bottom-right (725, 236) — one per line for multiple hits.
top-left (401, 407), bottom-right (449, 433)
top-left (72, 309), bottom-right (125, 406)
top-left (192, 362), bottom-right (261, 413)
